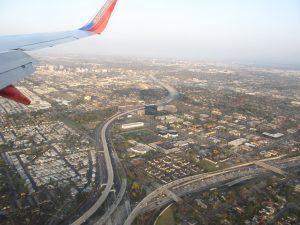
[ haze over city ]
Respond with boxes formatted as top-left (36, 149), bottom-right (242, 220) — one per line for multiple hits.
top-left (0, 0), bottom-right (300, 225)
top-left (1, 0), bottom-right (300, 66)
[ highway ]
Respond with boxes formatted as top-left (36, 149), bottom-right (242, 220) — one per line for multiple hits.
top-left (71, 76), bottom-right (179, 225)
top-left (69, 74), bottom-right (299, 225)
top-left (124, 156), bottom-right (300, 225)
top-left (94, 76), bottom-right (179, 224)
top-left (71, 108), bottom-right (144, 225)
top-left (71, 114), bottom-right (115, 225)
top-left (149, 75), bottom-right (179, 105)
top-left (95, 178), bottom-right (127, 225)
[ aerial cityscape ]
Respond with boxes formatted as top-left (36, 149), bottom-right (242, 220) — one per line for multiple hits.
top-left (1, 0), bottom-right (300, 224)
top-left (0, 56), bottom-right (299, 225)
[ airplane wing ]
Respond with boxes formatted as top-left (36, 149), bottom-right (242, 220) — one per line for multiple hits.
top-left (0, 0), bottom-right (118, 105)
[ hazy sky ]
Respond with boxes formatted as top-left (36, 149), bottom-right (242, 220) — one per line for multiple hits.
top-left (1, 0), bottom-right (300, 65)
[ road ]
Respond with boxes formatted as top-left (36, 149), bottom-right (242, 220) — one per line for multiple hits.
top-left (149, 75), bottom-right (179, 105)
top-left (71, 108), bottom-right (143, 225)
top-left (95, 76), bottom-right (179, 224)
top-left (71, 76), bottom-right (179, 225)
top-left (124, 156), bottom-right (300, 225)
top-left (95, 178), bottom-right (127, 225)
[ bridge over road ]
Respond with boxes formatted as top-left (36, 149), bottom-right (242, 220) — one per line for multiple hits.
top-left (254, 161), bottom-right (285, 176)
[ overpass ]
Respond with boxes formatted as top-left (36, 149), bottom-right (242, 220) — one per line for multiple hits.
top-left (163, 189), bottom-right (183, 203)
top-left (225, 175), bottom-right (255, 187)
top-left (95, 178), bottom-right (127, 225)
top-left (71, 111), bottom-right (117, 225)
top-left (72, 75), bottom-right (179, 225)
top-left (254, 161), bottom-right (286, 176)
top-left (149, 75), bottom-right (180, 105)
top-left (124, 156), bottom-right (300, 225)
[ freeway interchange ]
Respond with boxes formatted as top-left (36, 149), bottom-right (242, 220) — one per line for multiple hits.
top-left (70, 75), bottom-right (179, 225)
top-left (69, 75), bottom-right (299, 225)
top-left (124, 156), bottom-right (300, 225)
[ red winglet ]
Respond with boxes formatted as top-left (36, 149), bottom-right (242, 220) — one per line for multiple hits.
top-left (0, 85), bottom-right (31, 105)
top-left (80, 0), bottom-right (118, 34)
top-left (88, 0), bottom-right (118, 34)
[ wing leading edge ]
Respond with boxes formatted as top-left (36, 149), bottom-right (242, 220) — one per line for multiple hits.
top-left (0, 0), bottom-right (118, 105)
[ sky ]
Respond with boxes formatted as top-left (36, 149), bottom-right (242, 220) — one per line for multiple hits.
top-left (0, 0), bottom-right (300, 66)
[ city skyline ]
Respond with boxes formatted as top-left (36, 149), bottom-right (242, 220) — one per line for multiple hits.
top-left (0, 0), bottom-right (300, 66)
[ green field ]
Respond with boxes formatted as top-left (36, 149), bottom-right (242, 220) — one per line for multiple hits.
top-left (122, 129), bottom-right (156, 143)
top-left (155, 205), bottom-right (175, 225)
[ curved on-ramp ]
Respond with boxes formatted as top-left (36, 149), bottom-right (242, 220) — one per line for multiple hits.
top-left (71, 76), bottom-right (179, 225)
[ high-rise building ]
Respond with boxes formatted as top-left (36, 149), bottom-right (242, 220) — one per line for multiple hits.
top-left (145, 104), bottom-right (158, 115)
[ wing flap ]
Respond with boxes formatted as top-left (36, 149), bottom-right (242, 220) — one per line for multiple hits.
top-left (0, 30), bottom-right (91, 53)
top-left (16, 37), bottom-right (78, 51)
top-left (0, 51), bottom-right (35, 90)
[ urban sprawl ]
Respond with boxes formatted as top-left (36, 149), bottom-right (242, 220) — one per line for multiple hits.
top-left (0, 56), bottom-right (299, 225)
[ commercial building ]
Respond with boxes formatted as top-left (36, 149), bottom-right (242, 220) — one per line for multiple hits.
top-left (145, 104), bottom-right (158, 115)
top-left (163, 105), bottom-right (178, 113)
top-left (121, 122), bottom-right (145, 130)
top-left (228, 138), bottom-right (247, 147)
top-left (129, 143), bottom-right (154, 155)
top-left (159, 130), bottom-right (179, 139)
top-left (137, 109), bottom-right (145, 116)
top-left (263, 132), bottom-right (284, 139)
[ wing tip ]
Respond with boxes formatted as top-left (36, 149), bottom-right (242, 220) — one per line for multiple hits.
top-left (80, 0), bottom-right (118, 34)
